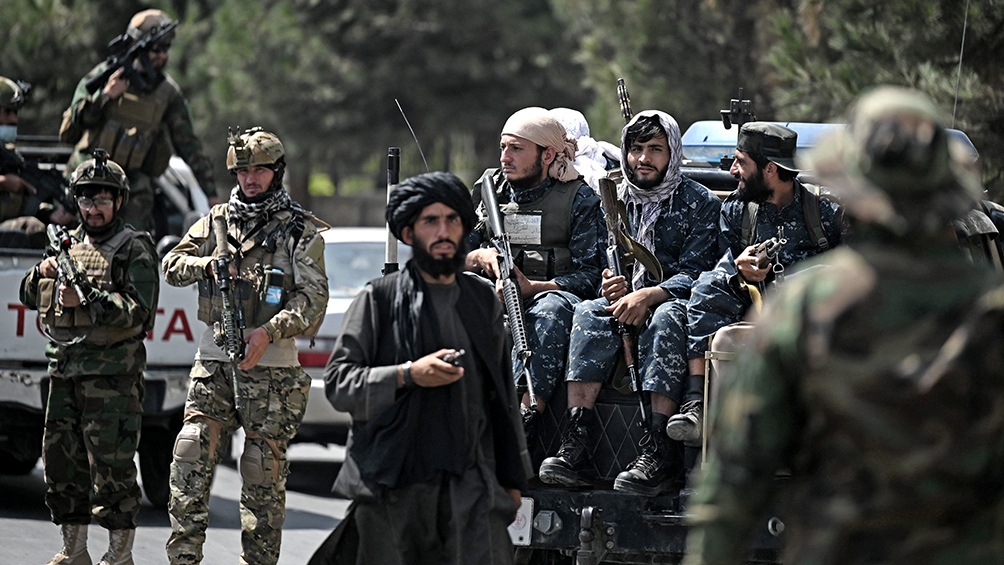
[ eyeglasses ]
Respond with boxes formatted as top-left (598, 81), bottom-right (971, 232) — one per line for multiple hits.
top-left (76, 196), bottom-right (114, 209)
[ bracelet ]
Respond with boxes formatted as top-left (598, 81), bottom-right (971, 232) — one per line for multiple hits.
top-left (401, 361), bottom-right (414, 388)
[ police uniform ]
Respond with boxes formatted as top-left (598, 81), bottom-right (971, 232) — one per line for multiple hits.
top-left (162, 202), bottom-right (327, 564)
top-left (469, 168), bottom-right (605, 404)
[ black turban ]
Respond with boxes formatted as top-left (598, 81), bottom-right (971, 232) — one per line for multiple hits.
top-left (386, 171), bottom-right (476, 241)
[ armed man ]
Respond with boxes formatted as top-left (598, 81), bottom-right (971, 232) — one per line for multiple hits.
top-left (664, 122), bottom-right (843, 447)
top-left (0, 76), bottom-right (75, 247)
top-left (59, 9), bottom-right (218, 238)
top-left (465, 106), bottom-right (606, 445)
top-left (162, 127), bottom-right (328, 565)
top-left (538, 110), bottom-right (721, 496)
top-left (19, 150), bottom-right (160, 565)
top-left (685, 87), bottom-right (1004, 565)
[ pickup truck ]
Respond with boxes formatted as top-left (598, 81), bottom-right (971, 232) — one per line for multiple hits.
top-left (508, 119), bottom-right (1004, 564)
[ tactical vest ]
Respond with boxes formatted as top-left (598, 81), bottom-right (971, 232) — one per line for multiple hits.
top-left (477, 169), bottom-right (581, 281)
top-left (78, 75), bottom-right (176, 177)
top-left (196, 208), bottom-right (321, 338)
top-left (740, 181), bottom-right (831, 250)
top-left (38, 228), bottom-right (146, 346)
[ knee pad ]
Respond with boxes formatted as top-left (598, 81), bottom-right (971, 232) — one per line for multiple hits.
top-left (239, 442), bottom-right (275, 487)
top-left (173, 423), bottom-right (203, 463)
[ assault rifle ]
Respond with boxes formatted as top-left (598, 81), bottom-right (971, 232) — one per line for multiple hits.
top-left (738, 234), bottom-right (788, 310)
top-left (84, 20), bottom-right (178, 94)
top-left (211, 215), bottom-right (247, 411)
top-left (597, 176), bottom-right (650, 429)
top-left (383, 147), bottom-right (401, 275)
top-left (46, 224), bottom-right (97, 307)
top-left (480, 171), bottom-right (537, 409)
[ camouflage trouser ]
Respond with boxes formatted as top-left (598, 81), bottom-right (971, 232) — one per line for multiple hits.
top-left (166, 360), bottom-right (311, 565)
top-left (686, 258), bottom-right (752, 360)
top-left (566, 297), bottom-right (688, 402)
top-left (43, 373), bottom-right (144, 530)
top-left (516, 290), bottom-right (581, 404)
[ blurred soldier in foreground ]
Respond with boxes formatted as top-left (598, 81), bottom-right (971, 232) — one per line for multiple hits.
top-left (20, 152), bottom-right (159, 565)
top-left (59, 9), bottom-right (217, 237)
top-left (163, 128), bottom-right (327, 565)
top-left (685, 87), bottom-right (1004, 564)
top-left (322, 172), bottom-right (529, 564)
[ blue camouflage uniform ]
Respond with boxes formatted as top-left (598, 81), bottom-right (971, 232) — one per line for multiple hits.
top-left (469, 174), bottom-right (606, 404)
top-left (686, 181), bottom-right (843, 361)
top-left (566, 176), bottom-right (721, 400)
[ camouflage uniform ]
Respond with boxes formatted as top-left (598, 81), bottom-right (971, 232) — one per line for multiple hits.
top-left (162, 202), bottom-right (327, 565)
top-left (686, 87), bottom-right (1004, 565)
top-left (469, 170), bottom-right (606, 404)
top-left (60, 61), bottom-right (217, 233)
top-left (685, 181), bottom-right (844, 361)
top-left (567, 176), bottom-right (720, 400)
top-left (19, 219), bottom-right (159, 531)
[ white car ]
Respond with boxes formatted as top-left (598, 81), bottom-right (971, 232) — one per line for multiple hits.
top-left (294, 227), bottom-right (412, 445)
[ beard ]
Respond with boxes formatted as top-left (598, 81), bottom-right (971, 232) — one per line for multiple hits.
top-left (736, 166), bottom-right (772, 203)
top-left (626, 162), bottom-right (667, 190)
top-left (508, 159), bottom-right (545, 190)
top-left (412, 235), bottom-right (469, 279)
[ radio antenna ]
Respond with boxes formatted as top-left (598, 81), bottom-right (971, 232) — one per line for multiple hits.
top-left (951, 0), bottom-right (971, 128)
top-left (395, 98), bottom-right (430, 172)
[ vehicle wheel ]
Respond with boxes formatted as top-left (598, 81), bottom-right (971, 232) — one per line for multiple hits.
top-left (139, 426), bottom-right (174, 509)
top-left (0, 450), bottom-right (39, 475)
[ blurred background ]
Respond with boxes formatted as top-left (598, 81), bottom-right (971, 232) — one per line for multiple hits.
top-left (4, 0), bottom-right (1002, 220)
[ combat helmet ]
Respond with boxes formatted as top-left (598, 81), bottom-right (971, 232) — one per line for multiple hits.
top-left (798, 86), bottom-right (982, 233)
top-left (70, 148), bottom-right (130, 206)
top-left (127, 9), bottom-right (177, 44)
top-left (0, 77), bottom-right (26, 112)
top-left (226, 127), bottom-right (285, 172)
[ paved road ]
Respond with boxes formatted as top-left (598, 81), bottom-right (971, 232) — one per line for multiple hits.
top-left (0, 443), bottom-right (350, 564)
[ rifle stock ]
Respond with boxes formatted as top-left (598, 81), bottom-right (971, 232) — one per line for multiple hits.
top-left (480, 172), bottom-right (537, 409)
top-left (597, 177), bottom-right (650, 429)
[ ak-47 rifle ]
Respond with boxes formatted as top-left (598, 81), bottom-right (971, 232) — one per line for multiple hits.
top-left (480, 172), bottom-right (537, 409)
top-left (383, 147), bottom-right (401, 275)
top-left (738, 232), bottom-right (788, 311)
top-left (212, 215), bottom-right (247, 411)
top-left (84, 20), bottom-right (179, 94)
top-left (597, 176), bottom-right (650, 429)
top-left (46, 224), bottom-right (98, 308)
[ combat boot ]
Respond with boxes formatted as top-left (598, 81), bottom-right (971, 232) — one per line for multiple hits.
top-left (614, 413), bottom-right (681, 497)
top-left (666, 374), bottom-right (706, 446)
top-left (46, 524), bottom-right (91, 565)
top-left (665, 398), bottom-right (703, 446)
top-left (96, 529), bottom-right (135, 565)
top-left (538, 406), bottom-right (596, 487)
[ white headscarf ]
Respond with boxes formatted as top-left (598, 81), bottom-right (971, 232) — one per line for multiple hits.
top-left (550, 107), bottom-right (621, 193)
top-left (618, 110), bottom-right (684, 289)
top-left (502, 107), bottom-right (580, 183)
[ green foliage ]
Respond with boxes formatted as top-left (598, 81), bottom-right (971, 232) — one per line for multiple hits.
top-left (5, 0), bottom-right (1003, 200)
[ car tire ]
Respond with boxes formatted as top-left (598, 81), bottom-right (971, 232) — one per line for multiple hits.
top-left (139, 426), bottom-right (175, 509)
top-left (0, 450), bottom-right (39, 475)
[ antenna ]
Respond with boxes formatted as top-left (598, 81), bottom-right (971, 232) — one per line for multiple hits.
top-left (952, 0), bottom-right (971, 128)
top-left (395, 99), bottom-right (430, 172)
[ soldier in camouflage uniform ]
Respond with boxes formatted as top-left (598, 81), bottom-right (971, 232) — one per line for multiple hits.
top-left (59, 9), bottom-right (218, 237)
top-left (665, 122), bottom-right (843, 446)
top-left (685, 87), bottom-right (1004, 565)
top-left (538, 111), bottom-right (721, 496)
top-left (163, 127), bottom-right (327, 565)
top-left (20, 151), bottom-right (160, 565)
top-left (466, 107), bottom-right (606, 444)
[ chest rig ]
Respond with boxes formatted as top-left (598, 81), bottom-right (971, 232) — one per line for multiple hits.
top-left (38, 228), bottom-right (144, 346)
top-left (79, 76), bottom-right (175, 177)
top-left (197, 209), bottom-right (304, 329)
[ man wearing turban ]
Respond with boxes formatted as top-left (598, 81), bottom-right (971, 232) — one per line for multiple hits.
top-left (322, 172), bottom-right (530, 565)
top-left (466, 107), bottom-right (606, 449)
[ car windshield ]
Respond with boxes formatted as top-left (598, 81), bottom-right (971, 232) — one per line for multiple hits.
top-left (325, 240), bottom-right (411, 299)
